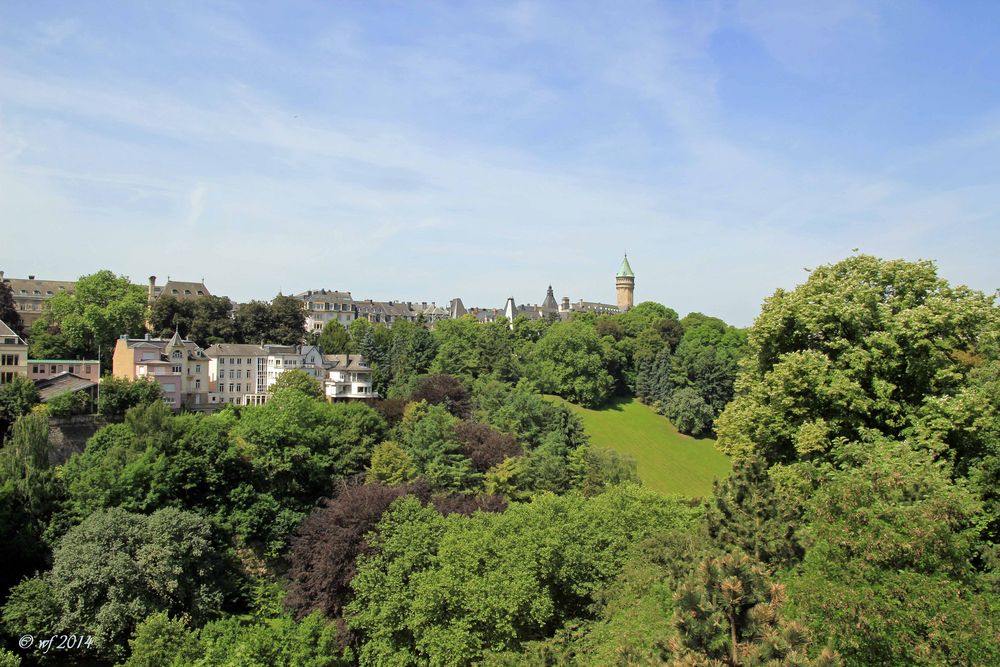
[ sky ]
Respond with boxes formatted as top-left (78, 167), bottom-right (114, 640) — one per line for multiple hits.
top-left (1, 1), bottom-right (998, 326)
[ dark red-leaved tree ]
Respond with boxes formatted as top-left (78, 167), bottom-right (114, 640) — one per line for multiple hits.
top-left (411, 374), bottom-right (472, 419)
top-left (454, 420), bottom-right (523, 472)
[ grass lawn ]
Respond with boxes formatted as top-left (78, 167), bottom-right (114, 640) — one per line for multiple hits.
top-left (547, 395), bottom-right (731, 497)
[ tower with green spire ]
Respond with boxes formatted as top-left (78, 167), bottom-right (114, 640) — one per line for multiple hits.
top-left (616, 254), bottom-right (635, 311)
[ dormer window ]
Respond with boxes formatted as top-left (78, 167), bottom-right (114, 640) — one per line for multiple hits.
top-left (172, 289), bottom-right (179, 294)
top-left (172, 351), bottom-right (182, 359)
top-left (184, 289), bottom-right (191, 295)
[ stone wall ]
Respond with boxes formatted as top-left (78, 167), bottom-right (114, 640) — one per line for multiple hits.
top-left (47, 415), bottom-right (106, 465)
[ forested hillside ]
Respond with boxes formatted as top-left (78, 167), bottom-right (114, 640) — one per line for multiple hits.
top-left (1, 255), bottom-right (997, 665)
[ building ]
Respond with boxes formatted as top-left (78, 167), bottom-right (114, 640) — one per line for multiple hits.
top-left (0, 320), bottom-right (29, 384)
top-left (112, 331), bottom-right (211, 410)
top-left (0, 272), bottom-right (75, 328)
top-left (296, 289), bottom-right (356, 332)
top-left (204, 343), bottom-right (269, 406)
top-left (147, 276), bottom-right (212, 303)
top-left (28, 359), bottom-right (100, 384)
top-left (322, 354), bottom-right (375, 400)
top-left (616, 254), bottom-right (635, 311)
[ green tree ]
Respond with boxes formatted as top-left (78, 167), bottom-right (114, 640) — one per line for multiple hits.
top-left (784, 441), bottom-right (997, 666)
top-left (716, 255), bottom-right (999, 465)
top-left (271, 295), bottom-right (307, 345)
top-left (367, 440), bottom-right (418, 485)
top-left (97, 375), bottom-right (162, 418)
top-left (524, 321), bottom-right (615, 408)
top-left (431, 316), bottom-right (484, 379)
top-left (401, 403), bottom-right (475, 490)
top-left (28, 270), bottom-right (147, 371)
top-left (2, 507), bottom-right (225, 663)
top-left (318, 320), bottom-right (350, 355)
top-left (268, 369), bottom-right (323, 399)
top-left (664, 387), bottom-right (715, 437)
top-left (0, 375), bottom-right (39, 442)
top-left (672, 552), bottom-right (838, 666)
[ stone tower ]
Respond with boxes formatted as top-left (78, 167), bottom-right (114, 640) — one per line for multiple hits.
top-left (616, 254), bottom-right (634, 311)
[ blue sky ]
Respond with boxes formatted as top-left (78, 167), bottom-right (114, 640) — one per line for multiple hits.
top-left (1, 1), bottom-right (998, 326)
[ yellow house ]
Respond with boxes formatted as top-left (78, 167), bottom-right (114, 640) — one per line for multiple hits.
top-left (0, 319), bottom-right (29, 384)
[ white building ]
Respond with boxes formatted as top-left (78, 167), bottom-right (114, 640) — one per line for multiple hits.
top-left (322, 354), bottom-right (375, 400)
top-left (295, 289), bottom-right (356, 332)
top-left (205, 343), bottom-right (373, 405)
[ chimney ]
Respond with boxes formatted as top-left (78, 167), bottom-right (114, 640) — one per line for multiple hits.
top-left (144, 333), bottom-right (151, 340)
top-left (561, 296), bottom-right (570, 311)
top-left (148, 276), bottom-right (156, 302)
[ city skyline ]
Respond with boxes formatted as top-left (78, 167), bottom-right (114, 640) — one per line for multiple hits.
top-left (2, 2), bottom-right (998, 327)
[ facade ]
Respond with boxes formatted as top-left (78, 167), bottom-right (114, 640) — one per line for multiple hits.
top-left (203, 343), bottom-right (366, 405)
top-left (0, 272), bottom-right (75, 328)
top-left (322, 354), bottom-right (375, 400)
top-left (0, 320), bottom-right (29, 384)
top-left (297, 289), bottom-right (356, 332)
top-left (112, 331), bottom-right (211, 410)
top-left (28, 359), bottom-right (100, 384)
top-left (205, 343), bottom-right (269, 406)
top-left (616, 254), bottom-right (635, 311)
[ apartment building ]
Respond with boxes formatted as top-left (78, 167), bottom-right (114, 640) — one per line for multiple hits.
top-left (296, 289), bottom-right (356, 332)
top-left (112, 331), bottom-right (211, 410)
top-left (0, 272), bottom-right (75, 328)
top-left (322, 354), bottom-right (375, 400)
top-left (205, 343), bottom-right (330, 405)
top-left (0, 320), bottom-right (28, 384)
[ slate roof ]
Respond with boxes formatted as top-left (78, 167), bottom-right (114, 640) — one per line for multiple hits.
top-left (204, 343), bottom-right (268, 357)
top-left (35, 372), bottom-right (97, 402)
top-left (154, 280), bottom-right (211, 300)
top-left (0, 320), bottom-right (26, 344)
top-left (322, 354), bottom-right (370, 372)
top-left (2, 277), bottom-right (75, 299)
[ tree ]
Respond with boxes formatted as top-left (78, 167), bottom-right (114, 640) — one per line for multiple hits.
top-left (268, 369), bottom-right (323, 399)
top-left (318, 320), bottom-right (350, 355)
top-left (28, 270), bottom-right (147, 371)
top-left (97, 375), bottom-right (162, 418)
top-left (706, 457), bottom-right (801, 567)
top-left (271, 295), bottom-right (307, 345)
top-left (716, 255), bottom-right (999, 465)
top-left (410, 374), bottom-right (472, 419)
top-left (567, 445), bottom-right (639, 497)
top-left (366, 441), bottom-right (418, 485)
top-left (347, 485), bottom-right (702, 665)
top-left (0, 282), bottom-right (24, 338)
top-left (401, 403), bottom-right (475, 490)
top-left (671, 552), bottom-right (838, 666)
top-left (783, 441), bottom-right (997, 666)
top-left (524, 321), bottom-right (615, 408)
top-left (664, 387), bottom-right (715, 437)
top-left (151, 295), bottom-right (238, 347)
top-left (285, 482), bottom-right (424, 620)
top-left (453, 420), bottom-right (523, 472)
top-left (0, 375), bottom-right (39, 442)
top-left (2, 507), bottom-right (225, 662)
top-left (431, 316), bottom-right (483, 379)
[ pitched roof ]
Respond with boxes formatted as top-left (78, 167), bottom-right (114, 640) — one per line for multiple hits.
top-left (35, 372), bottom-right (97, 402)
top-left (155, 280), bottom-right (211, 300)
top-left (204, 343), bottom-right (268, 357)
top-left (0, 320), bottom-right (26, 344)
top-left (617, 254), bottom-right (634, 278)
top-left (322, 354), bottom-right (370, 371)
top-left (2, 277), bottom-right (75, 299)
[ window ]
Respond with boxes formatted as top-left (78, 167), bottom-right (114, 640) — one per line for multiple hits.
top-left (50, 365), bottom-right (57, 373)
top-left (237, 358), bottom-right (242, 365)
top-left (195, 364), bottom-right (201, 373)
top-left (31, 365), bottom-right (38, 373)
top-left (172, 351), bottom-right (182, 359)
top-left (229, 358), bottom-right (235, 364)
top-left (246, 370), bottom-right (250, 378)
top-left (0, 354), bottom-right (18, 365)
top-left (68, 365), bottom-right (75, 374)
top-left (246, 358), bottom-right (251, 364)
top-left (236, 383), bottom-right (241, 392)
top-left (0, 372), bottom-right (13, 383)
top-left (220, 357), bottom-right (225, 364)
top-left (163, 383), bottom-right (176, 392)
top-left (172, 365), bottom-right (182, 373)
top-left (85, 365), bottom-right (91, 373)
top-left (195, 379), bottom-right (201, 389)
top-left (229, 383), bottom-right (234, 392)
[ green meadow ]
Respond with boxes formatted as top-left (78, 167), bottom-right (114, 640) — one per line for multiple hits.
top-left (548, 395), bottom-right (731, 497)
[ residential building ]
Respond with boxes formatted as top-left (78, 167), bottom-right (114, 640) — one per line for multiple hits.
top-left (0, 272), bottom-right (75, 327)
top-left (204, 343), bottom-right (268, 406)
top-left (112, 331), bottom-right (211, 410)
top-left (35, 373), bottom-right (98, 406)
top-left (322, 354), bottom-right (375, 400)
top-left (295, 289), bottom-right (356, 332)
top-left (0, 320), bottom-right (28, 384)
top-left (28, 359), bottom-right (100, 384)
